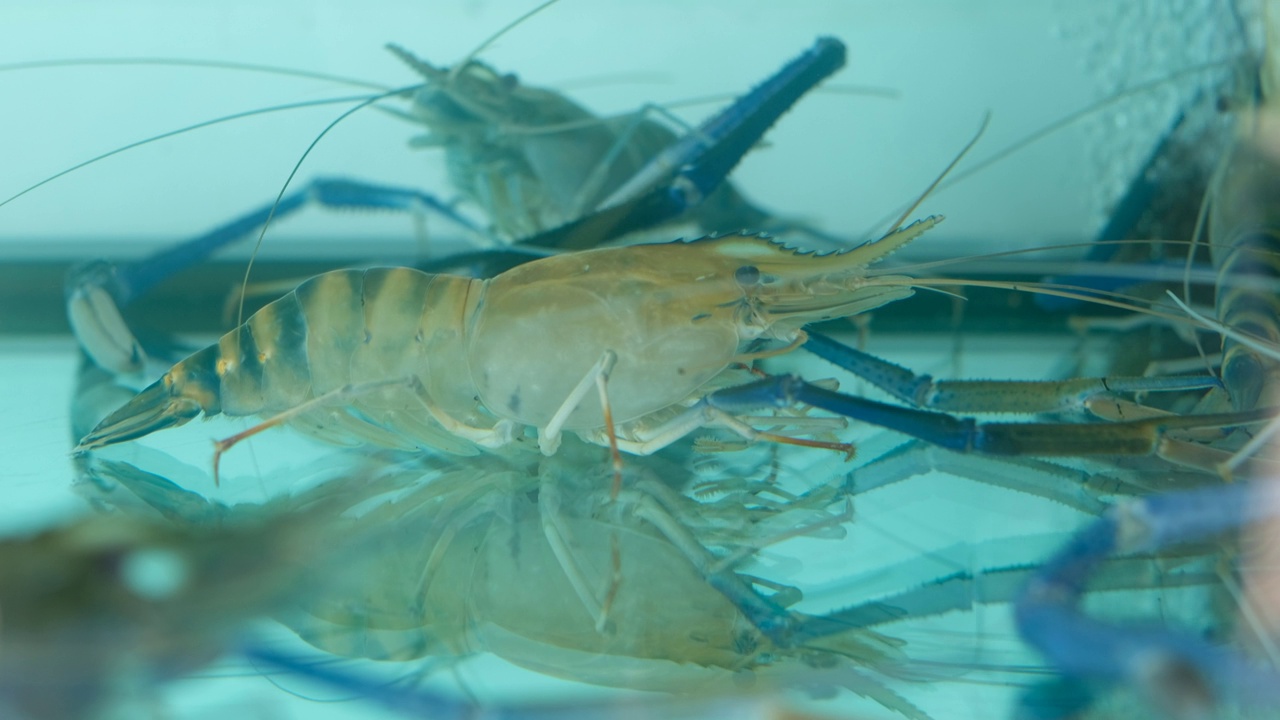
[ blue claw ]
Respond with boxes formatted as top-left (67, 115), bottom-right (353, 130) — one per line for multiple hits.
top-left (521, 37), bottom-right (847, 250)
top-left (66, 177), bottom-right (481, 372)
top-left (802, 329), bottom-right (1220, 414)
top-left (1016, 482), bottom-right (1280, 717)
top-left (705, 371), bottom-right (1263, 458)
top-left (89, 177), bottom-right (480, 308)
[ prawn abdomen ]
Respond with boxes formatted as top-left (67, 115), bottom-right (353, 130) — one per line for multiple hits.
top-left (80, 267), bottom-right (489, 453)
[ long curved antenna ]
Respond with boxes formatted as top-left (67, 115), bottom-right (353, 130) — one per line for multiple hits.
top-left (885, 112), bottom-right (989, 236)
top-left (863, 59), bottom-right (1242, 241)
top-left (0, 93), bottom-right (381, 210)
top-left (235, 84), bottom-right (421, 325)
top-left (450, 0), bottom-right (563, 80)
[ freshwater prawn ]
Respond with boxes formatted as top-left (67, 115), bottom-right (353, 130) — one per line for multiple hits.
top-left (97, 444), bottom-right (919, 700)
top-left (75, 205), bottom-right (1274, 493)
top-left (74, 218), bottom-right (934, 469)
top-left (75, 89), bottom-right (1277, 491)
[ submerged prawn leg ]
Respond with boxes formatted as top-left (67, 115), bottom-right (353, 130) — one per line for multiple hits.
top-left (536, 475), bottom-right (612, 632)
top-left (202, 373), bottom-right (516, 484)
top-left (618, 479), bottom-right (932, 720)
top-left (576, 393), bottom-right (855, 459)
top-left (202, 369), bottom-right (529, 482)
top-left (614, 479), bottom-right (1012, 720)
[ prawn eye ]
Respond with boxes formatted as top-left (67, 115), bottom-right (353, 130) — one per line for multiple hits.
top-left (734, 265), bottom-right (761, 287)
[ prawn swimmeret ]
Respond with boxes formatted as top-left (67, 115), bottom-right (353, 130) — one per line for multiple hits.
top-left (76, 221), bottom-right (933, 464)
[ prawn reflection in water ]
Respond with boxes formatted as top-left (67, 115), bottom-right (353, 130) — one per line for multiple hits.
top-left (71, 410), bottom-right (1107, 720)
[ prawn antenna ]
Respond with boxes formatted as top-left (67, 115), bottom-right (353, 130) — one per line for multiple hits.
top-left (887, 111), bottom-right (990, 234)
top-left (235, 85), bottom-right (417, 326)
top-left (450, 0), bottom-right (563, 82)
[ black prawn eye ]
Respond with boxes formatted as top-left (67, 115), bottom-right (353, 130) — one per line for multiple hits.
top-left (734, 265), bottom-right (760, 286)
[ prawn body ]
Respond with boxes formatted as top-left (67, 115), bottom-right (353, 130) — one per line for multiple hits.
top-left (79, 223), bottom-right (930, 455)
top-left (471, 228), bottom-right (919, 430)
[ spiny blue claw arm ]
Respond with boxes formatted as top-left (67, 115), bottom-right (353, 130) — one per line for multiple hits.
top-left (75, 177), bottom-right (480, 308)
top-left (803, 330), bottom-right (1221, 414)
top-left (704, 374), bottom-right (1268, 456)
top-left (658, 36), bottom-right (846, 210)
top-left (116, 191), bottom-right (306, 306)
top-left (520, 37), bottom-right (845, 250)
top-left (705, 374), bottom-right (984, 453)
top-left (598, 36), bottom-right (846, 212)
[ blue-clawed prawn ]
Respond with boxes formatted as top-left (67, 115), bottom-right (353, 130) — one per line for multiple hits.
top-left (74, 221), bottom-right (933, 464)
